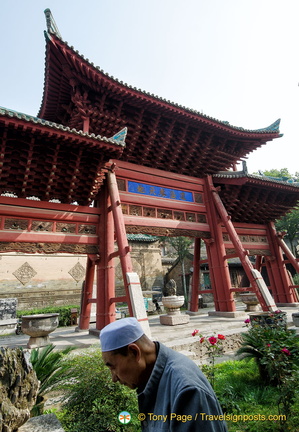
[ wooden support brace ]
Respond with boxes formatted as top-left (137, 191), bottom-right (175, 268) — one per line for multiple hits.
top-left (211, 188), bottom-right (277, 312)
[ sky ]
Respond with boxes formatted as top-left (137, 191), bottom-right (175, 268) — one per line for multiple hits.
top-left (0, 0), bottom-right (298, 175)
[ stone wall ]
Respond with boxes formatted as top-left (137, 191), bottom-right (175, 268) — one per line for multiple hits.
top-left (0, 298), bottom-right (17, 320)
top-left (0, 239), bottom-right (165, 310)
top-left (115, 239), bottom-right (164, 296)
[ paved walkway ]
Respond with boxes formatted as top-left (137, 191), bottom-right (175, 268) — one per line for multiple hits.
top-left (1, 305), bottom-right (298, 352)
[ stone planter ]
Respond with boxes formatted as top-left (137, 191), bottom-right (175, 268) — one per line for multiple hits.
top-left (292, 312), bottom-right (299, 327)
top-left (249, 311), bottom-right (287, 329)
top-left (160, 296), bottom-right (189, 326)
top-left (21, 313), bottom-right (59, 348)
top-left (239, 293), bottom-right (261, 312)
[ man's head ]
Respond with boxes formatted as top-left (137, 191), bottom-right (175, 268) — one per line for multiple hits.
top-left (100, 317), bottom-right (156, 389)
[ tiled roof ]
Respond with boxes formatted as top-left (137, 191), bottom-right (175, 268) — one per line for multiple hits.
top-left (213, 170), bottom-right (299, 189)
top-left (0, 106), bottom-right (126, 147)
top-left (43, 9), bottom-right (281, 137)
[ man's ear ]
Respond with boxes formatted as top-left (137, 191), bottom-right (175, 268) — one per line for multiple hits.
top-left (128, 343), bottom-right (141, 361)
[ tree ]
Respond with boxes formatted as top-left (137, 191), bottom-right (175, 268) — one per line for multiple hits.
top-left (275, 208), bottom-right (299, 257)
top-left (161, 236), bottom-right (193, 304)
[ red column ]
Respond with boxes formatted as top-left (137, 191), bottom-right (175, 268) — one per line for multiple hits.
top-left (204, 177), bottom-right (235, 312)
top-left (210, 184), bottom-right (271, 311)
top-left (78, 255), bottom-right (96, 330)
top-left (266, 222), bottom-right (297, 304)
top-left (189, 237), bottom-right (201, 312)
top-left (96, 181), bottom-right (116, 329)
top-left (107, 169), bottom-right (134, 316)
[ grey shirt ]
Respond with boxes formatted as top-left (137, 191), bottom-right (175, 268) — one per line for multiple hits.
top-left (138, 342), bottom-right (228, 431)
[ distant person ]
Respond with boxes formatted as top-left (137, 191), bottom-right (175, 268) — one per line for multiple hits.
top-left (100, 317), bottom-right (227, 431)
top-left (153, 298), bottom-right (162, 314)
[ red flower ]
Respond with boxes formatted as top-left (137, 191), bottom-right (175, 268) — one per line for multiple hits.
top-left (244, 318), bottom-right (250, 324)
top-left (281, 348), bottom-right (291, 356)
top-left (218, 334), bottom-right (225, 340)
top-left (208, 336), bottom-right (217, 345)
top-left (200, 337), bottom-right (205, 343)
top-left (192, 329), bottom-right (199, 337)
top-left (267, 344), bottom-right (271, 347)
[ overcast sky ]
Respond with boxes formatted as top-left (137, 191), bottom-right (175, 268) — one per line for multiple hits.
top-left (1, 0), bottom-right (298, 175)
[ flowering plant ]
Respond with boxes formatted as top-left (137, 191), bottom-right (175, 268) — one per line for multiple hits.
top-left (192, 331), bottom-right (226, 387)
top-left (238, 313), bottom-right (299, 425)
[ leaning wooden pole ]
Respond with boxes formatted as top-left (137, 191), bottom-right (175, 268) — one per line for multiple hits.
top-left (107, 167), bottom-right (151, 336)
top-left (189, 237), bottom-right (201, 312)
top-left (211, 187), bottom-right (276, 312)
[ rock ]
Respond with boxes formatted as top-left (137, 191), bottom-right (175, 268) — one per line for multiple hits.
top-left (18, 413), bottom-right (65, 432)
top-left (0, 347), bottom-right (39, 432)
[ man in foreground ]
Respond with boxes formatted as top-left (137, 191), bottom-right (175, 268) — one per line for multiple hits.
top-left (100, 317), bottom-right (228, 431)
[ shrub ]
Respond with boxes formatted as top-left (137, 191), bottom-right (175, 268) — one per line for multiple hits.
top-left (237, 314), bottom-right (299, 429)
top-left (58, 347), bottom-right (140, 432)
top-left (30, 344), bottom-right (75, 416)
top-left (17, 305), bottom-right (79, 327)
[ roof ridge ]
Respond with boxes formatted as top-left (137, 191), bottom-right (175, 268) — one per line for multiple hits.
top-left (43, 11), bottom-right (281, 137)
top-left (0, 106), bottom-right (125, 147)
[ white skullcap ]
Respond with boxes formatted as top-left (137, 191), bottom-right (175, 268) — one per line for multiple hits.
top-left (100, 317), bottom-right (144, 352)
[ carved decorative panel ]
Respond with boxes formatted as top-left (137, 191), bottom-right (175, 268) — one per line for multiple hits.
top-left (174, 211), bottom-right (185, 221)
top-left (117, 178), bottom-right (126, 191)
top-left (68, 262), bottom-right (85, 282)
top-left (197, 214), bottom-right (207, 223)
top-left (144, 207), bottom-right (156, 217)
top-left (157, 209), bottom-right (172, 219)
top-left (194, 193), bottom-right (203, 203)
top-left (126, 225), bottom-right (210, 238)
top-left (129, 205), bottom-right (142, 216)
top-left (32, 221), bottom-right (53, 231)
top-left (186, 213), bottom-right (196, 222)
top-left (121, 204), bottom-right (128, 214)
top-left (4, 218), bottom-right (28, 230)
top-left (56, 222), bottom-right (76, 233)
top-left (78, 224), bottom-right (97, 234)
top-left (0, 242), bottom-right (99, 254)
top-left (13, 262), bottom-right (37, 285)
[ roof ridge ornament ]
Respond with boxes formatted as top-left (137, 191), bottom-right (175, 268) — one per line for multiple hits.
top-left (254, 119), bottom-right (281, 133)
top-left (44, 9), bottom-right (62, 39)
top-left (110, 127), bottom-right (127, 146)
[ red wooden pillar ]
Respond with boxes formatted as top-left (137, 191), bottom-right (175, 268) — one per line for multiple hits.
top-left (204, 177), bottom-right (235, 312)
top-left (78, 254), bottom-right (96, 330)
top-left (189, 237), bottom-right (201, 312)
top-left (96, 181), bottom-right (116, 329)
top-left (107, 169), bottom-right (134, 317)
top-left (255, 255), bottom-right (262, 272)
top-left (210, 184), bottom-right (275, 311)
top-left (266, 222), bottom-right (297, 304)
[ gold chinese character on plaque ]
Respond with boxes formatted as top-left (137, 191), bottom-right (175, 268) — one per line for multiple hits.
top-left (159, 188), bottom-right (167, 197)
top-left (137, 185), bottom-right (145, 193)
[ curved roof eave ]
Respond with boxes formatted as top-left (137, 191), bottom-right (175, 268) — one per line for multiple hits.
top-left (39, 11), bottom-right (282, 140)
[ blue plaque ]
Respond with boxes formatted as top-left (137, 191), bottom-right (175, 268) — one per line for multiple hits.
top-left (128, 181), bottom-right (194, 202)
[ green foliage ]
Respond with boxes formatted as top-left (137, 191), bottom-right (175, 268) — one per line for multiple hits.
top-left (30, 344), bottom-right (75, 416)
top-left (162, 236), bottom-right (193, 303)
top-left (236, 316), bottom-right (299, 429)
top-left (211, 360), bottom-right (299, 432)
top-left (263, 168), bottom-right (292, 179)
top-left (275, 207), bottom-right (299, 256)
top-left (58, 347), bottom-right (140, 432)
top-left (237, 317), bottom-right (299, 384)
top-left (17, 305), bottom-right (79, 327)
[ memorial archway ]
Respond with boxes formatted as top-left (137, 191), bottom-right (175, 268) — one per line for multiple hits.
top-left (1, 9), bottom-right (299, 334)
